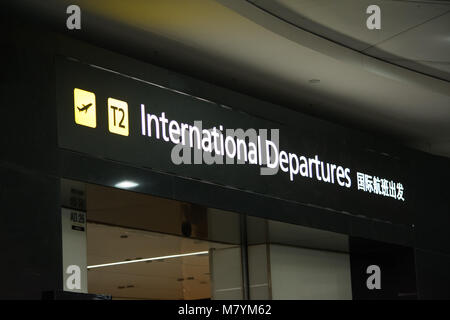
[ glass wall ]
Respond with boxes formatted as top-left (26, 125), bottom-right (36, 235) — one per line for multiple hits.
top-left (62, 179), bottom-right (352, 300)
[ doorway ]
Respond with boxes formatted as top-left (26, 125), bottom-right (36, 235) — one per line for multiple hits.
top-left (83, 183), bottom-right (241, 300)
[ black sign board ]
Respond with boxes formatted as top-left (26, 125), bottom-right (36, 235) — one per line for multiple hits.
top-left (57, 57), bottom-right (413, 225)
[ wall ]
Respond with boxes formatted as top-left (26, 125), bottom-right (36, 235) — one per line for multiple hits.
top-left (0, 12), bottom-right (62, 298)
top-left (413, 153), bottom-right (450, 299)
top-left (210, 247), bottom-right (243, 300)
top-left (248, 244), bottom-right (271, 300)
top-left (349, 237), bottom-right (417, 299)
top-left (269, 245), bottom-right (352, 300)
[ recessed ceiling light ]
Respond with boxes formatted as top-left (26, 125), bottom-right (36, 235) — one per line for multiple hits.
top-left (114, 180), bottom-right (139, 189)
top-left (309, 79), bottom-right (320, 84)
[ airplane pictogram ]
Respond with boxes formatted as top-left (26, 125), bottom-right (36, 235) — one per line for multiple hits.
top-left (77, 103), bottom-right (93, 113)
top-left (74, 88), bottom-right (96, 128)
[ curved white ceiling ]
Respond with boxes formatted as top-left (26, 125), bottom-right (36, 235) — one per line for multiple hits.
top-left (247, 0), bottom-right (450, 81)
top-left (7, 0), bottom-right (450, 157)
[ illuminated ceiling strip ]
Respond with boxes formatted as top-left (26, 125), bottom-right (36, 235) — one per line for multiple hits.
top-left (87, 251), bottom-right (209, 269)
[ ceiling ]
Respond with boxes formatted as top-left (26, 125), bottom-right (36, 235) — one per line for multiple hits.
top-left (8, 0), bottom-right (450, 157)
top-left (248, 0), bottom-right (450, 81)
top-left (87, 222), bottom-right (232, 300)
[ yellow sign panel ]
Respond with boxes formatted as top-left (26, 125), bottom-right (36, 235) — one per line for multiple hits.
top-left (74, 88), bottom-right (96, 128)
top-left (108, 98), bottom-right (129, 136)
